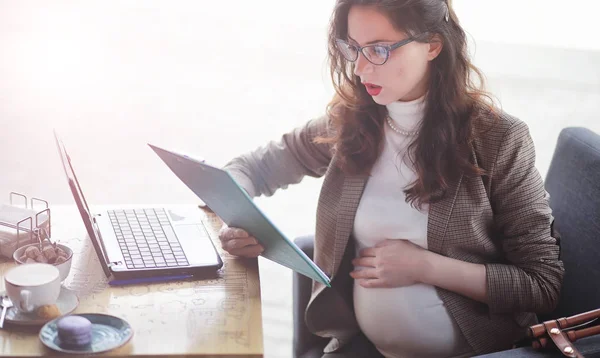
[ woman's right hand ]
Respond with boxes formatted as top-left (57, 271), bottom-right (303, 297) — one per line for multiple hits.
top-left (218, 223), bottom-right (264, 258)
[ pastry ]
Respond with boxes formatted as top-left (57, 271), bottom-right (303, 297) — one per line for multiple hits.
top-left (18, 244), bottom-right (70, 265)
top-left (57, 316), bottom-right (93, 347)
top-left (37, 304), bottom-right (61, 319)
top-left (24, 246), bottom-right (41, 259)
top-left (42, 246), bottom-right (57, 261)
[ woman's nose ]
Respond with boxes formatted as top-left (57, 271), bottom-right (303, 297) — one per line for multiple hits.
top-left (353, 52), bottom-right (373, 77)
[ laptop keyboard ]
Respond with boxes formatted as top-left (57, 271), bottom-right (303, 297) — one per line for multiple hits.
top-left (108, 208), bottom-right (189, 269)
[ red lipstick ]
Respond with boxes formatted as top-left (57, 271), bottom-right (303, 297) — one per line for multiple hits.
top-left (364, 83), bottom-right (382, 96)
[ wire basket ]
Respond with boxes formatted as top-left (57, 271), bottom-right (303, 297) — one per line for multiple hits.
top-left (0, 192), bottom-right (52, 258)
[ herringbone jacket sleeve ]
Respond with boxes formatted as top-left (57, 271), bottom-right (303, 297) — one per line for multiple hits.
top-left (485, 120), bottom-right (564, 313)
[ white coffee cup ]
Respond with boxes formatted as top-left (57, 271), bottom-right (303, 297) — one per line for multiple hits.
top-left (4, 263), bottom-right (61, 313)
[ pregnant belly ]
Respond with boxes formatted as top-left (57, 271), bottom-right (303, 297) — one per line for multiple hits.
top-left (353, 282), bottom-right (471, 358)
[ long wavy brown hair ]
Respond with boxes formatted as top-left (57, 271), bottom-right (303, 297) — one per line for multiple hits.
top-left (317, 0), bottom-right (494, 209)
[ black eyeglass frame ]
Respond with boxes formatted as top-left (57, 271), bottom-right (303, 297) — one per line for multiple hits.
top-left (335, 33), bottom-right (428, 65)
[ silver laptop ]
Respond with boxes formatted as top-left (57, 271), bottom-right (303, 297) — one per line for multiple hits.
top-left (54, 131), bottom-right (223, 280)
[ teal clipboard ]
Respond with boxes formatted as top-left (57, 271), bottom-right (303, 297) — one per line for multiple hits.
top-left (149, 144), bottom-right (331, 287)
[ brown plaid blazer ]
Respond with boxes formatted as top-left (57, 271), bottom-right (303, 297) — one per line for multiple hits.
top-left (225, 108), bottom-right (564, 355)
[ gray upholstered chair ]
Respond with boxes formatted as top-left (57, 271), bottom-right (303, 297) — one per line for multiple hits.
top-left (292, 127), bottom-right (600, 358)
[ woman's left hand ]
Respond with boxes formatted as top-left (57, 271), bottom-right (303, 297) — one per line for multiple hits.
top-left (350, 239), bottom-right (431, 288)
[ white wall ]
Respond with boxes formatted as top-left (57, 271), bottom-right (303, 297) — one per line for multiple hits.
top-left (454, 0), bottom-right (600, 51)
top-left (0, 0), bottom-right (598, 209)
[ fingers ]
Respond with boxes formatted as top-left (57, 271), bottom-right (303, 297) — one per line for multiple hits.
top-left (357, 279), bottom-right (388, 288)
top-left (350, 268), bottom-right (378, 280)
top-left (218, 224), bottom-right (263, 257)
top-left (351, 268), bottom-right (388, 288)
top-left (218, 225), bottom-right (251, 247)
top-left (358, 247), bottom-right (377, 258)
top-left (222, 236), bottom-right (259, 251)
top-left (218, 224), bottom-right (250, 240)
top-left (228, 244), bottom-right (264, 258)
top-left (352, 257), bottom-right (376, 268)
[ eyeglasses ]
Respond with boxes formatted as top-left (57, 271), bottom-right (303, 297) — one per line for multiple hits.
top-left (335, 35), bottom-right (423, 65)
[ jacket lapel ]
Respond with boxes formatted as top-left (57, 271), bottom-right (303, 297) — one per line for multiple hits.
top-left (330, 174), bottom-right (368, 278)
top-left (427, 172), bottom-right (463, 254)
top-left (329, 170), bottom-right (463, 271)
top-left (307, 172), bottom-right (367, 323)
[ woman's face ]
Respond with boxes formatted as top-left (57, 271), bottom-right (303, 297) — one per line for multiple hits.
top-left (346, 5), bottom-right (442, 104)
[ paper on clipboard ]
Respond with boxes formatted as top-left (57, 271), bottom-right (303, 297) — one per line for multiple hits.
top-left (148, 144), bottom-right (331, 287)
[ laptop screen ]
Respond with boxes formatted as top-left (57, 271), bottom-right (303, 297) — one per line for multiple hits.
top-left (54, 131), bottom-right (112, 278)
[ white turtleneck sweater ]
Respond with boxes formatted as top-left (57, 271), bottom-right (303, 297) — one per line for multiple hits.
top-left (352, 96), bottom-right (473, 358)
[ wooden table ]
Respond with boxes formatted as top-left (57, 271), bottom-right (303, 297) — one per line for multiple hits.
top-left (0, 205), bottom-right (264, 357)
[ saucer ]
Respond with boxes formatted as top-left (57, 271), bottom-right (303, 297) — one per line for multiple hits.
top-left (39, 313), bottom-right (133, 354)
top-left (0, 286), bottom-right (79, 326)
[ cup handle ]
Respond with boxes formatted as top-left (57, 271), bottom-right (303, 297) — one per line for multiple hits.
top-left (19, 290), bottom-right (33, 312)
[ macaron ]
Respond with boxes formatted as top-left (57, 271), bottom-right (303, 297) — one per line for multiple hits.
top-left (56, 315), bottom-right (93, 347)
